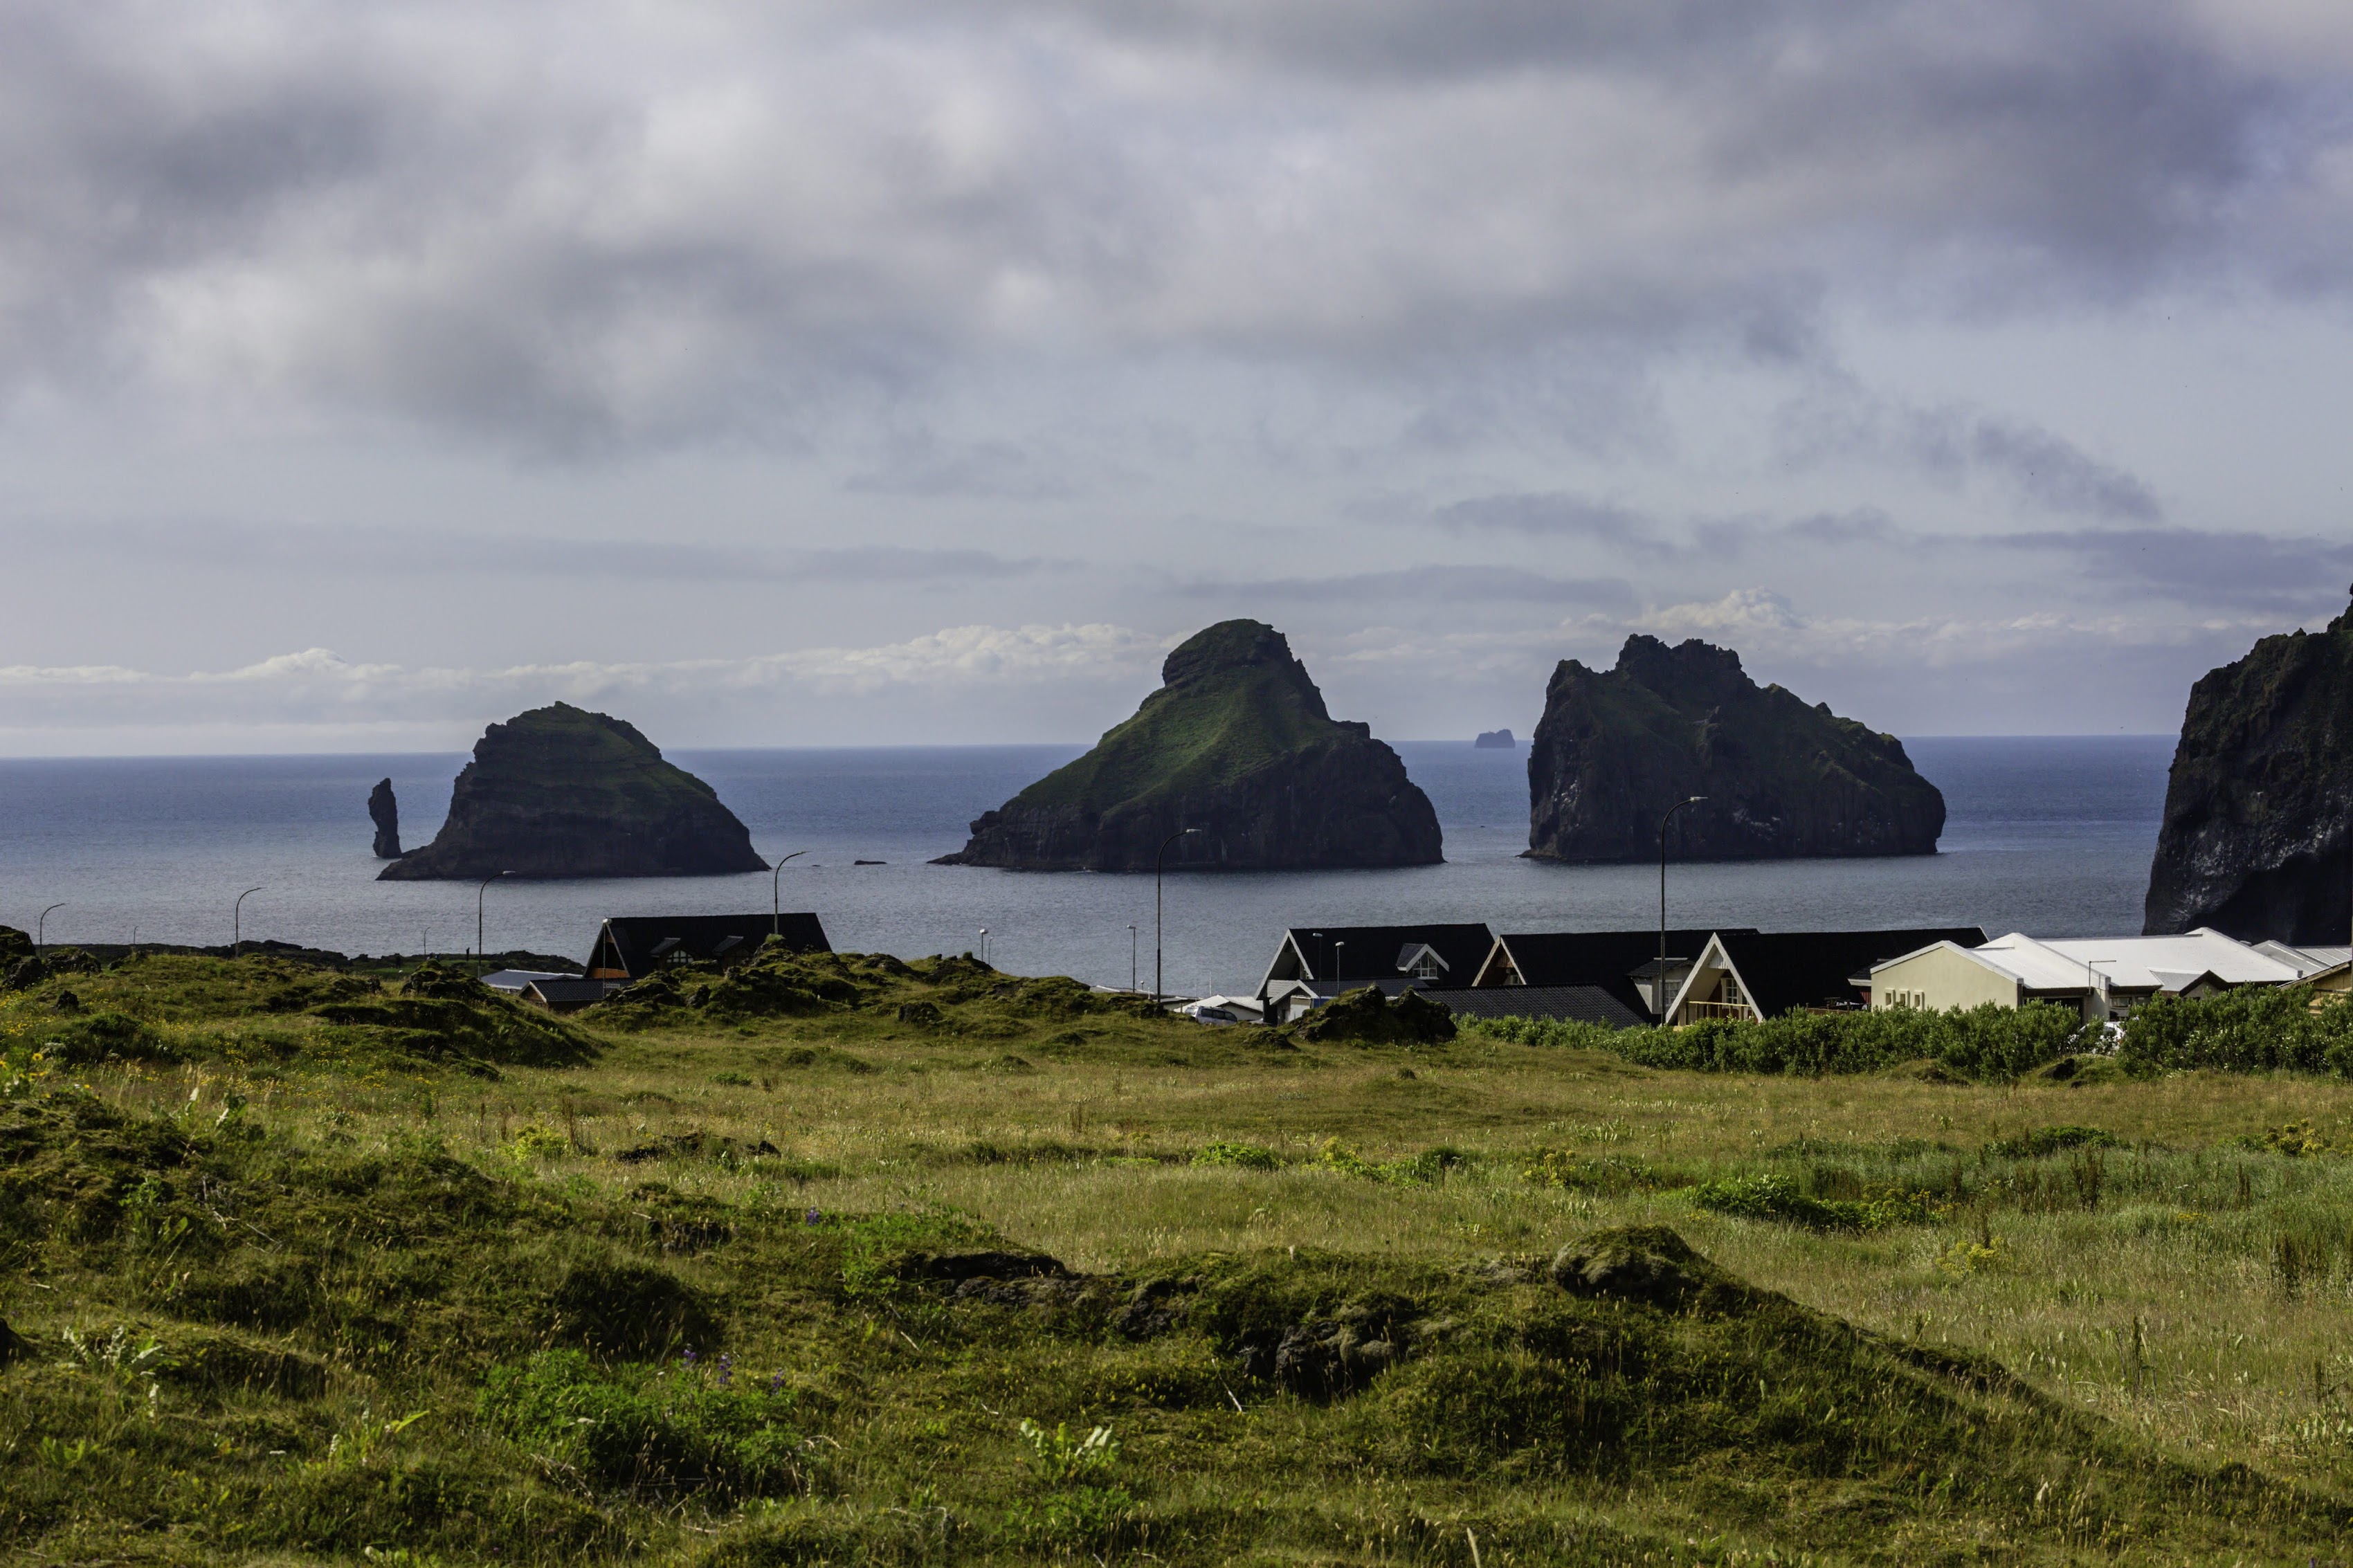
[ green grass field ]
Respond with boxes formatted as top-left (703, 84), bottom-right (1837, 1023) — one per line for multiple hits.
top-left (7, 945), bottom-right (2353, 1564)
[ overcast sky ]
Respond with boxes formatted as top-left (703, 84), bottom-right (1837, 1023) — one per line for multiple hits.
top-left (4, 0), bottom-right (2353, 754)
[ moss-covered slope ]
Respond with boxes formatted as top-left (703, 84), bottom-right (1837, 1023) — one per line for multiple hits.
top-left (383, 703), bottom-right (767, 881)
top-left (2145, 596), bottom-right (2353, 941)
top-left (939, 621), bottom-right (1441, 870)
top-left (1526, 635), bottom-right (1945, 862)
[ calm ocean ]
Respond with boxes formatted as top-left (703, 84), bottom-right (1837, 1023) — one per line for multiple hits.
top-left (0, 737), bottom-right (2174, 999)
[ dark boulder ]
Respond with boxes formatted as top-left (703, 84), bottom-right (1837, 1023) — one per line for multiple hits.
top-left (1525, 635), bottom-right (1944, 862)
top-left (2145, 592), bottom-right (2353, 941)
top-left (1294, 985), bottom-right (1458, 1046)
top-left (369, 778), bottom-right (403, 859)
top-left (936, 620), bottom-right (1441, 871)
top-left (0, 926), bottom-right (29, 969)
top-left (1550, 1228), bottom-right (1702, 1306)
top-left (380, 703), bottom-right (767, 881)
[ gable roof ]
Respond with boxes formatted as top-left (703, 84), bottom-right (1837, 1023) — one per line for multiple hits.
top-left (588, 912), bottom-right (830, 979)
top-left (1480, 929), bottom-right (1752, 1021)
top-left (1930, 929), bottom-right (2302, 996)
top-left (1258, 923), bottom-right (1496, 999)
top-left (1688, 927), bottom-right (1990, 1018)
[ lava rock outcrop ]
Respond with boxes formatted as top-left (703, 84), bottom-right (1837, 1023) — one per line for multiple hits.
top-left (381, 704), bottom-right (767, 881)
top-left (368, 778), bottom-right (403, 859)
top-left (937, 620), bottom-right (1442, 870)
top-left (1525, 635), bottom-right (1944, 863)
top-left (2144, 594), bottom-right (2353, 942)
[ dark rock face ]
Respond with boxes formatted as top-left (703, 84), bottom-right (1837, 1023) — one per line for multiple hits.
top-left (1294, 986), bottom-right (1458, 1046)
top-left (2144, 596), bottom-right (2353, 942)
top-left (368, 778), bottom-right (403, 859)
top-left (1474, 729), bottom-right (1515, 749)
top-left (380, 703), bottom-right (767, 882)
top-left (1525, 635), bottom-right (1945, 863)
top-left (937, 620), bottom-right (1442, 871)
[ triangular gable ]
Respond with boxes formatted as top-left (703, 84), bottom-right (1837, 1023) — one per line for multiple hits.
top-left (1660, 933), bottom-right (1763, 1025)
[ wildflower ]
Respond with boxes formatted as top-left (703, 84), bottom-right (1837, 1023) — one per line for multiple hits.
top-left (804, 1207), bottom-right (822, 1225)
top-left (681, 1346), bottom-right (697, 1368)
top-left (716, 1354), bottom-right (733, 1387)
top-left (768, 1371), bottom-right (785, 1394)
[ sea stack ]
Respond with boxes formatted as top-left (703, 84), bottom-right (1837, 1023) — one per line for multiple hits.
top-left (2144, 592), bottom-right (2353, 942)
top-left (937, 619), bottom-right (1442, 870)
top-left (1475, 729), bottom-right (1516, 749)
top-left (1525, 635), bottom-right (1944, 862)
top-left (368, 778), bottom-right (403, 859)
top-left (380, 703), bottom-right (767, 881)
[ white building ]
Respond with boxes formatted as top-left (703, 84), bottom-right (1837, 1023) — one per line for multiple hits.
top-left (1869, 928), bottom-right (2310, 1022)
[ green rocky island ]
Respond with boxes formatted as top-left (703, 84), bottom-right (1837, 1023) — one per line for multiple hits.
top-left (2145, 590), bottom-right (2353, 942)
top-left (1525, 635), bottom-right (1945, 862)
top-left (938, 619), bottom-right (1442, 870)
top-left (380, 702), bottom-right (768, 881)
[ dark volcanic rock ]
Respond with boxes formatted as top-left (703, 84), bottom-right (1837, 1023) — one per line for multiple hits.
top-left (368, 778), bottom-right (403, 859)
top-left (380, 703), bottom-right (767, 882)
top-left (1525, 635), bottom-right (1945, 863)
top-left (2145, 594), bottom-right (2353, 942)
top-left (1474, 729), bottom-right (1515, 749)
top-left (936, 620), bottom-right (1442, 870)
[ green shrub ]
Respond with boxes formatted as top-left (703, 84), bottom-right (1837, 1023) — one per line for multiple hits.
top-left (2120, 987), bottom-right (2353, 1077)
top-left (1693, 1174), bottom-right (1938, 1232)
top-left (478, 1349), bottom-right (803, 1497)
top-left (1986, 1125), bottom-right (2120, 1158)
top-left (1471, 1002), bottom-right (2079, 1080)
top-left (1192, 1140), bottom-right (1280, 1169)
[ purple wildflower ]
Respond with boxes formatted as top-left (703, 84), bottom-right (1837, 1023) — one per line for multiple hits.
top-left (768, 1371), bottom-right (785, 1394)
top-left (717, 1354), bottom-right (734, 1387)
top-left (681, 1346), bottom-right (697, 1368)
top-left (805, 1207), bottom-right (822, 1225)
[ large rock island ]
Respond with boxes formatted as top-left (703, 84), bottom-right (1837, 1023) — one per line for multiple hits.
top-left (381, 703), bottom-right (768, 881)
top-left (1525, 635), bottom-right (1945, 862)
top-left (937, 619), bottom-right (1442, 870)
top-left (2144, 594), bottom-right (2353, 942)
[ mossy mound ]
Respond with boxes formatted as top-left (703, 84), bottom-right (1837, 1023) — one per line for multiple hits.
top-left (1293, 985), bottom-right (1457, 1046)
top-left (1, 1082), bottom-right (2341, 1563)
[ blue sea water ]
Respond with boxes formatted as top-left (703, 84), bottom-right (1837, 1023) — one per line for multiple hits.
top-left (0, 736), bottom-right (2174, 999)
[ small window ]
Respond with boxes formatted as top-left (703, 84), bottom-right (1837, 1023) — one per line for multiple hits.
top-left (1412, 954), bottom-right (1442, 980)
top-left (1722, 975), bottom-right (1744, 1008)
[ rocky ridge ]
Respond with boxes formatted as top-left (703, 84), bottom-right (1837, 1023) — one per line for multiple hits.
top-left (2144, 592), bottom-right (2353, 942)
top-left (937, 619), bottom-right (1442, 870)
top-left (381, 703), bottom-right (767, 882)
top-left (1525, 635), bottom-right (1945, 862)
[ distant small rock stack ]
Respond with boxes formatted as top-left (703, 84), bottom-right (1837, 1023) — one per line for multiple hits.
top-left (369, 778), bottom-right (403, 859)
top-left (1525, 635), bottom-right (1945, 862)
top-left (2145, 591), bottom-right (2353, 942)
top-left (381, 703), bottom-right (769, 882)
top-left (1475, 729), bottom-right (1516, 749)
top-left (937, 619), bottom-right (1442, 870)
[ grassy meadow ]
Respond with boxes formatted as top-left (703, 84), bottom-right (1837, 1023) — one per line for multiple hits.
top-left (6, 942), bottom-right (2353, 1564)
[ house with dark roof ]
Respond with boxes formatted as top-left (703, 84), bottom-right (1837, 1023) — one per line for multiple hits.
top-left (1256, 922), bottom-right (1495, 1021)
top-left (1663, 927), bottom-right (1988, 1024)
top-left (1473, 929), bottom-right (1756, 1023)
top-left (1422, 985), bottom-right (1646, 1030)
top-left (585, 912), bottom-right (831, 983)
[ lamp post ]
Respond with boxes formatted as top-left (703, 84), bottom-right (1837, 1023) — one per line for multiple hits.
top-left (979, 928), bottom-right (990, 967)
top-left (771, 850), bottom-right (806, 938)
top-left (1656, 798), bottom-right (1706, 1025)
top-left (233, 887), bottom-right (262, 954)
top-left (1333, 940), bottom-right (1346, 1002)
top-left (1154, 827), bottom-right (1202, 1005)
top-left (35, 903), bottom-right (64, 956)
top-left (477, 872), bottom-right (511, 969)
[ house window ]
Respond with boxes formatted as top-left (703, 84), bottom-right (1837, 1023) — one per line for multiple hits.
top-left (1722, 975), bottom-right (1744, 1008)
top-left (1411, 954), bottom-right (1442, 981)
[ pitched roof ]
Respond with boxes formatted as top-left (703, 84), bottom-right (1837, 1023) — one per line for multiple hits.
top-left (1483, 929), bottom-right (1751, 1020)
top-left (1941, 929), bottom-right (2302, 995)
top-left (1260, 923), bottom-right (1496, 995)
top-left (1703, 928), bottom-right (1989, 1017)
top-left (1423, 985), bottom-right (1646, 1030)
top-left (589, 913), bottom-right (830, 978)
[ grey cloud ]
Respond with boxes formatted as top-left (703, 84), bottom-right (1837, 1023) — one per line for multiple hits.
top-left (1172, 564), bottom-right (1635, 609)
top-left (1995, 527), bottom-right (2353, 609)
top-left (1432, 493), bottom-right (1659, 549)
top-left (0, 2), bottom-right (2340, 447)
top-left (1779, 384), bottom-right (2164, 521)
top-left (15, 517), bottom-right (1044, 585)
top-left (846, 435), bottom-right (1078, 500)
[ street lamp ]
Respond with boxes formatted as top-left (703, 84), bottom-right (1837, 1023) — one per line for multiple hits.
top-left (477, 871), bottom-right (511, 967)
top-left (35, 903), bottom-right (64, 956)
top-left (233, 887), bottom-right (262, 954)
top-left (1657, 798), bottom-right (1707, 1024)
top-left (771, 850), bottom-right (806, 939)
top-left (1127, 924), bottom-right (1137, 994)
top-left (1333, 940), bottom-right (1346, 1005)
top-left (978, 928), bottom-right (990, 967)
top-left (1154, 827), bottom-right (1202, 1005)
